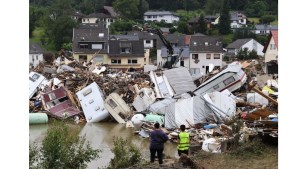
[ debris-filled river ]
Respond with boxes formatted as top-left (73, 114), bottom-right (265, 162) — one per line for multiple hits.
top-left (29, 122), bottom-right (178, 168)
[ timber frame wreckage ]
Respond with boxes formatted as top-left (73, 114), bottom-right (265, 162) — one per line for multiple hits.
top-left (29, 54), bottom-right (278, 155)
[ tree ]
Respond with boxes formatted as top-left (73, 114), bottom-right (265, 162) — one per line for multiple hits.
top-left (205, 0), bottom-right (222, 15)
top-left (29, 121), bottom-right (100, 169)
top-left (113, 0), bottom-right (140, 20)
top-left (107, 137), bottom-right (142, 169)
top-left (177, 21), bottom-right (190, 34)
top-left (42, 0), bottom-right (77, 50)
top-left (245, 0), bottom-right (268, 17)
top-left (29, 6), bottom-right (44, 37)
top-left (198, 13), bottom-right (207, 34)
top-left (218, 0), bottom-right (231, 35)
top-left (138, 0), bottom-right (149, 20)
top-left (259, 15), bottom-right (276, 24)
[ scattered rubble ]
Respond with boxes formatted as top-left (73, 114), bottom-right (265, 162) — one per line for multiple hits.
top-left (29, 58), bottom-right (278, 154)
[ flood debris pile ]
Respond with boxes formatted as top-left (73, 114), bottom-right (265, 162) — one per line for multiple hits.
top-left (29, 58), bottom-right (278, 152)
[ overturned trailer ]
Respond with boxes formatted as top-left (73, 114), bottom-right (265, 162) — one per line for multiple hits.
top-left (29, 72), bottom-right (48, 99)
top-left (193, 62), bottom-right (247, 95)
top-left (76, 82), bottom-right (109, 122)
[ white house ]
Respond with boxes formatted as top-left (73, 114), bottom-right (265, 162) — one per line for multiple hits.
top-left (226, 38), bottom-right (264, 57)
top-left (263, 30), bottom-right (278, 63)
top-left (144, 11), bottom-right (179, 23)
top-left (189, 36), bottom-right (223, 75)
top-left (253, 24), bottom-right (278, 35)
top-left (82, 13), bottom-right (115, 28)
top-left (230, 11), bottom-right (247, 29)
top-left (29, 43), bottom-right (44, 68)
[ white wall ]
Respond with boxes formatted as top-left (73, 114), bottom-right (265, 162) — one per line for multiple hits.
top-left (144, 39), bottom-right (154, 48)
top-left (144, 15), bottom-right (179, 23)
top-left (82, 17), bottom-right (114, 28)
top-left (242, 39), bottom-right (264, 56)
top-left (264, 37), bottom-right (278, 62)
top-left (144, 49), bottom-right (150, 64)
top-left (189, 53), bottom-right (223, 75)
top-left (29, 54), bottom-right (44, 68)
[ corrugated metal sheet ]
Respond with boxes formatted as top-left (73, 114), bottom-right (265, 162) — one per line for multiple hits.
top-left (163, 67), bottom-right (196, 95)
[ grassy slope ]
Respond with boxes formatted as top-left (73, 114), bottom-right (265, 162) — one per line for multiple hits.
top-left (29, 27), bottom-right (44, 43)
top-left (248, 17), bottom-right (278, 26)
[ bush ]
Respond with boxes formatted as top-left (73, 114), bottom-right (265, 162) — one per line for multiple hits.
top-left (107, 137), bottom-right (142, 169)
top-left (29, 121), bottom-right (100, 169)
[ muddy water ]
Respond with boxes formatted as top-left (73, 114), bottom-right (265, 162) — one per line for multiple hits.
top-left (29, 122), bottom-right (178, 168)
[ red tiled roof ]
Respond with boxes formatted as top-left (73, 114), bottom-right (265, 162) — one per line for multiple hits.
top-left (271, 30), bottom-right (278, 49)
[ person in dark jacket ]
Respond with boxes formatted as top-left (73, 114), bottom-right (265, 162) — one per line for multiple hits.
top-left (149, 122), bottom-right (169, 165)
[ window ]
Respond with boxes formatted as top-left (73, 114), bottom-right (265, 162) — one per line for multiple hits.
top-left (192, 54), bottom-right (198, 59)
top-left (153, 16), bottom-right (157, 18)
top-left (92, 44), bottom-right (103, 49)
top-left (206, 54), bottom-right (211, 59)
top-left (144, 50), bottom-right (147, 53)
top-left (94, 55), bottom-right (103, 62)
top-left (79, 44), bottom-right (89, 49)
top-left (270, 44), bottom-right (276, 50)
top-left (107, 99), bottom-right (117, 109)
top-left (83, 19), bottom-right (85, 22)
top-left (128, 59), bottom-right (138, 64)
top-left (120, 48), bottom-right (131, 54)
top-left (79, 55), bottom-right (87, 61)
top-left (36, 55), bottom-right (38, 60)
top-left (111, 59), bottom-right (121, 64)
top-left (146, 40), bottom-right (151, 44)
top-left (147, 16), bottom-right (151, 18)
top-left (213, 54), bottom-right (220, 59)
top-left (223, 76), bottom-right (235, 85)
top-left (29, 73), bottom-right (40, 82)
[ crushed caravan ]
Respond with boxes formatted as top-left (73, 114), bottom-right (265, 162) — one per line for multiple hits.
top-left (29, 72), bottom-right (48, 99)
top-left (76, 82), bottom-right (109, 122)
top-left (104, 92), bottom-right (132, 123)
top-left (41, 87), bottom-right (81, 119)
top-left (193, 62), bottom-right (247, 95)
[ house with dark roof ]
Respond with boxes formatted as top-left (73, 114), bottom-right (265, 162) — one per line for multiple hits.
top-left (72, 23), bottom-right (109, 63)
top-left (226, 38), bottom-right (264, 57)
top-left (156, 33), bottom-right (187, 67)
top-left (82, 13), bottom-right (115, 28)
top-left (188, 15), bottom-right (219, 30)
top-left (189, 36), bottom-right (223, 75)
top-left (108, 38), bottom-right (144, 69)
top-left (29, 42), bottom-right (44, 68)
top-left (72, 11), bottom-right (85, 22)
top-left (252, 24), bottom-right (278, 35)
top-left (230, 11), bottom-right (247, 29)
top-left (144, 11), bottom-right (179, 23)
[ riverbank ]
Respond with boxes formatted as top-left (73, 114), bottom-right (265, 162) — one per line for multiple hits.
top-left (126, 136), bottom-right (277, 169)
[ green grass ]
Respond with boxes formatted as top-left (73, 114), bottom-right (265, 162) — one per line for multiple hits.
top-left (175, 9), bottom-right (204, 21)
top-left (248, 18), bottom-right (260, 24)
top-left (29, 27), bottom-right (45, 43)
top-left (248, 17), bottom-right (278, 25)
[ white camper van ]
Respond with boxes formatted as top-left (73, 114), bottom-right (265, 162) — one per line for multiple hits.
top-left (104, 93), bottom-right (132, 123)
top-left (193, 62), bottom-right (247, 96)
top-left (29, 72), bottom-right (48, 99)
top-left (76, 82), bottom-right (109, 122)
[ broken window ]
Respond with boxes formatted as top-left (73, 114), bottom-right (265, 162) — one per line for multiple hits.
top-left (107, 99), bottom-right (117, 109)
top-left (223, 76), bottom-right (235, 85)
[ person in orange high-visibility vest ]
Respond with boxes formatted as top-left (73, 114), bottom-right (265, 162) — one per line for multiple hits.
top-left (177, 124), bottom-right (190, 156)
